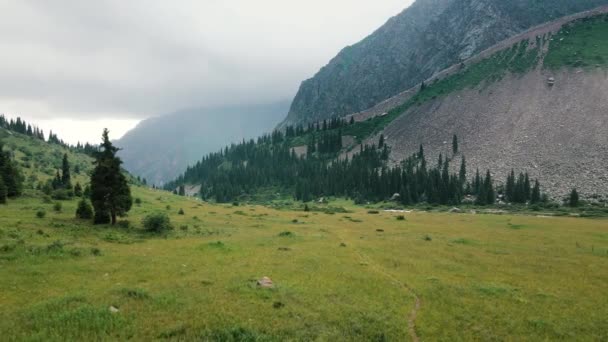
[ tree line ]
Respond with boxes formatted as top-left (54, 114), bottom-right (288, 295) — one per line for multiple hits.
top-left (167, 129), bottom-right (557, 207)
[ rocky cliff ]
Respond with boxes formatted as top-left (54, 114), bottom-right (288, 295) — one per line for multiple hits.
top-left (282, 0), bottom-right (608, 126)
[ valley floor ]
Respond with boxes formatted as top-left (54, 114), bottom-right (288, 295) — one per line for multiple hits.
top-left (1, 188), bottom-right (607, 341)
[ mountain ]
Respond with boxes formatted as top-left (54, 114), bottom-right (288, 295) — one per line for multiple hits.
top-left (281, 0), bottom-right (608, 126)
top-left (346, 9), bottom-right (608, 199)
top-left (116, 101), bottom-right (289, 185)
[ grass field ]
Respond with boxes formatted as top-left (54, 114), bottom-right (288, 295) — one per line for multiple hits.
top-left (1, 187), bottom-right (607, 341)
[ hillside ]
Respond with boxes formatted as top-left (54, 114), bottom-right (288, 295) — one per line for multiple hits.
top-left (116, 101), bottom-right (289, 185)
top-left (366, 12), bottom-right (608, 200)
top-left (281, 0), bottom-right (608, 126)
top-left (0, 127), bottom-right (94, 191)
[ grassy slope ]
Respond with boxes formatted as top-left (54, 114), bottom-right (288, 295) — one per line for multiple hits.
top-left (0, 128), bottom-right (94, 189)
top-left (1, 187), bottom-right (607, 340)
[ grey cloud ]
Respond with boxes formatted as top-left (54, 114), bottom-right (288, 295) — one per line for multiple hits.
top-left (0, 0), bottom-right (412, 120)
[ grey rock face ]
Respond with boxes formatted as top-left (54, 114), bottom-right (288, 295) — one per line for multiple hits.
top-left (282, 0), bottom-right (608, 126)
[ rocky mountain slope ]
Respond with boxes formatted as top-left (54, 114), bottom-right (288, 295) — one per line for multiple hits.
top-left (352, 10), bottom-right (608, 200)
top-left (281, 0), bottom-right (608, 126)
top-left (116, 102), bottom-right (289, 185)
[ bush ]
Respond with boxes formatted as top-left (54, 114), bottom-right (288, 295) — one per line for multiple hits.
top-left (367, 210), bottom-right (380, 215)
top-left (142, 212), bottom-right (172, 233)
top-left (75, 199), bottom-right (94, 220)
top-left (51, 189), bottom-right (73, 200)
top-left (134, 198), bottom-right (142, 206)
top-left (117, 220), bottom-right (131, 229)
top-left (36, 209), bottom-right (46, 219)
top-left (53, 202), bottom-right (62, 212)
top-left (396, 215), bottom-right (406, 221)
top-left (178, 208), bottom-right (185, 215)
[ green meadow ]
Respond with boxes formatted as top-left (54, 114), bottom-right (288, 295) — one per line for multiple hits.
top-left (1, 187), bottom-right (607, 341)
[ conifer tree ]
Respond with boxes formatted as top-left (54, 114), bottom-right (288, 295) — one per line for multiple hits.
top-left (0, 177), bottom-right (7, 204)
top-left (90, 129), bottom-right (132, 225)
top-left (531, 180), bottom-right (541, 204)
top-left (569, 188), bottom-right (580, 207)
top-left (378, 134), bottom-right (385, 148)
top-left (452, 134), bottom-right (459, 155)
top-left (61, 153), bottom-right (71, 188)
top-left (74, 182), bottom-right (83, 197)
top-left (0, 141), bottom-right (23, 197)
top-left (459, 156), bottom-right (466, 185)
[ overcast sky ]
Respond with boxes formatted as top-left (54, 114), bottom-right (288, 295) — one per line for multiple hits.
top-left (0, 0), bottom-right (414, 143)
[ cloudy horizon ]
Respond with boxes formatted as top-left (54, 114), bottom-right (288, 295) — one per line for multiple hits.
top-left (0, 0), bottom-right (414, 144)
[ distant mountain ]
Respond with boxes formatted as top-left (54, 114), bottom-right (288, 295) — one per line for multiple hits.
top-left (116, 101), bottom-right (289, 185)
top-left (281, 0), bottom-right (608, 126)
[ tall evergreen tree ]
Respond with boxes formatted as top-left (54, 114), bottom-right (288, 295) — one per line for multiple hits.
top-left (569, 188), bottom-right (580, 207)
top-left (0, 177), bottom-right (7, 204)
top-left (61, 153), bottom-right (71, 188)
top-left (459, 156), bottom-right (466, 185)
top-left (531, 180), bottom-right (541, 204)
top-left (90, 129), bottom-right (133, 225)
top-left (0, 141), bottom-right (23, 197)
top-left (452, 134), bottom-right (459, 155)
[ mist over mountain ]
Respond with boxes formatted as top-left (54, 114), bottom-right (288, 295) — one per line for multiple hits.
top-left (282, 0), bottom-right (608, 126)
top-left (116, 101), bottom-right (289, 185)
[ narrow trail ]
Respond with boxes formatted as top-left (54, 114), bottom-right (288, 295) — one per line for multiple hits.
top-left (331, 229), bottom-right (422, 341)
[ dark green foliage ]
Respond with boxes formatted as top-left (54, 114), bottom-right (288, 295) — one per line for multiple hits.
top-left (36, 209), bottom-right (46, 219)
top-left (142, 213), bottom-right (172, 233)
top-left (76, 199), bottom-right (94, 220)
top-left (0, 141), bottom-right (24, 197)
top-left (53, 202), bottom-right (62, 212)
top-left (505, 170), bottom-right (536, 204)
top-left (569, 189), bottom-right (580, 207)
top-left (61, 153), bottom-right (71, 188)
top-left (452, 134), bottom-right (459, 155)
top-left (74, 182), bottom-right (83, 197)
top-left (178, 208), bottom-right (185, 215)
top-left (178, 185), bottom-right (186, 196)
top-left (90, 129), bottom-right (132, 225)
top-left (0, 177), bottom-right (6, 204)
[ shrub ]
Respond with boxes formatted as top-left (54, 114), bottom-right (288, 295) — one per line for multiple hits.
top-left (117, 220), bottom-right (131, 229)
top-left (423, 235), bottom-right (432, 241)
top-left (278, 231), bottom-right (295, 237)
top-left (75, 199), bottom-right (94, 220)
top-left (51, 189), bottom-right (73, 200)
top-left (367, 210), bottom-right (380, 214)
top-left (36, 209), bottom-right (46, 219)
top-left (53, 202), bottom-right (62, 212)
top-left (396, 215), bottom-right (406, 221)
top-left (178, 208), bottom-right (185, 215)
top-left (142, 212), bottom-right (172, 233)
top-left (134, 198), bottom-right (142, 206)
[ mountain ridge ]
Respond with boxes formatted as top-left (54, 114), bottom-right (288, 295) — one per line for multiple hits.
top-left (281, 0), bottom-right (608, 126)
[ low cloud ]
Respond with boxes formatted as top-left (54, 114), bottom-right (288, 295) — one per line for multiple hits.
top-left (0, 0), bottom-right (412, 122)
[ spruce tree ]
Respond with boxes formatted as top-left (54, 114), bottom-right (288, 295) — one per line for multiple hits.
top-left (378, 134), bottom-right (385, 148)
top-left (452, 134), bottom-right (459, 155)
top-left (90, 129), bottom-right (133, 225)
top-left (74, 182), bottom-right (83, 197)
top-left (569, 188), bottom-right (580, 207)
top-left (61, 153), bottom-right (71, 188)
top-left (530, 180), bottom-right (541, 204)
top-left (459, 156), bottom-right (466, 185)
top-left (0, 177), bottom-right (7, 204)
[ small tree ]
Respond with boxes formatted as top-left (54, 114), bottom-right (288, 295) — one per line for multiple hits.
top-left (0, 177), bottom-right (7, 204)
top-left (142, 212), bottom-right (172, 233)
top-left (61, 153), bottom-right (72, 188)
top-left (90, 129), bottom-right (133, 225)
top-left (452, 134), bottom-right (459, 155)
top-left (75, 198), bottom-right (93, 220)
top-left (569, 188), bottom-right (580, 207)
top-left (74, 182), bottom-right (83, 197)
top-left (530, 180), bottom-right (541, 204)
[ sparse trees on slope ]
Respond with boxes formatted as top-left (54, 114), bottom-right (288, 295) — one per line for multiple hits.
top-left (90, 129), bottom-right (132, 225)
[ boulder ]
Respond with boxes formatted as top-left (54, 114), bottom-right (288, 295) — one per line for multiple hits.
top-left (449, 207), bottom-right (462, 213)
top-left (257, 276), bottom-right (274, 288)
top-left (390, 193), bottom-right (401, 201)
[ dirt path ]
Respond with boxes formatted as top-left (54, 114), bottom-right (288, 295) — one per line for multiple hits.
top-left (330, 229), bottom-right (422, 341)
